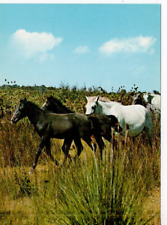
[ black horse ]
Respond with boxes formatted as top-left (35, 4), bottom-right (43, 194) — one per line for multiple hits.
top-left (42, 96), bottom-right (120, 149)
top-left (11, 98), bottom-right (97, 173)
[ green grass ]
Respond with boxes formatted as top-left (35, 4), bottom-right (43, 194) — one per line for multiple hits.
top-left (0, 139), bottom-right (160, 225)
top-left (0, 85), bottom-right (160, 224)
top-left (33, 142), bottom-right (159, 225)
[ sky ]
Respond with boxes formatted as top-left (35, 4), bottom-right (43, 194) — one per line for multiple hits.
top-left (0, 3), bottom-right (161, 92)
top-left (0, 1), bottom-right (167, 222)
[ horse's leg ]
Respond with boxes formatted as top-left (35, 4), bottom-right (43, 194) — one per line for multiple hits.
top-left (94, 135), bottom-right (105, 159)
top-left (45, 139), bottom-right (59, 166)
top-left (29, 137), bottom-right (46, 174)
top-left (145, 123), bottom-right (152, 147)
top-left (82, 136), bottom-right (97, 153)
top-left (145, 127), bottom-right (152, 147)
top-left (74, 138), bottom-right (83, 160)
top-left (82, 136), bottom-right (100, 159)
top-left (61, 138), bottom-right (73, 165)
top-left (124, 124), bottom-right (129, 145)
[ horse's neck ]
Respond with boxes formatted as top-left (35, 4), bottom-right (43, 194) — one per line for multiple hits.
top-left (50, 103), bottom-right (66, 113)
top-left (26, 103), bottom-right (44, 126)
top-left (98, 101), bottom-right (121, 114)
top-left (97, 101), bottom-right (123, 121)
top-left (53, 101), bottom-right (73, 113)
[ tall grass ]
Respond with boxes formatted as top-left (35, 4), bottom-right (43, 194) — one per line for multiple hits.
top-left (0, 135), bottom-right (160, 224)
top-left (0, 85), bottom-right (160, 224)
top-left (30, 140), bottom-right (160, 225)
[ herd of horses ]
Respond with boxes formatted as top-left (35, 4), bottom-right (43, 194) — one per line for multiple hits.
top-left (11, 93), bottom-right (160, 174)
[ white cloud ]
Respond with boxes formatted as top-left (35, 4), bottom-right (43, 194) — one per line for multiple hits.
top-left (99, 35), bottom-right (156, 55)
top-left (10, 29), bottom-right (62, 60)
top-left (73, 46), bottom-right (90, 54)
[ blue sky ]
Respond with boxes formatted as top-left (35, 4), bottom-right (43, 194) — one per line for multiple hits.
top-left (0, 4), bottom-right (160, 92)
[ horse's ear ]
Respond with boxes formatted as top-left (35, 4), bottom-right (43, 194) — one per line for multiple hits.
top-left (95, 96), bottom-right (99, 103)
top-left (20, 97), bottom-right (27, 103)
top-left (86, 96), bottom-right (89, 101)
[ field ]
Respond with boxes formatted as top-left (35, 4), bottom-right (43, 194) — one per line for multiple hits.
top-left (0, 84), bottom-right (160, 225)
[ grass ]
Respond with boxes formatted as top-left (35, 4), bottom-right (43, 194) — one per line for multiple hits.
top-left (0, 136), bottom-right (160, 225)
top-left (0, 85), bottom-right (160, 224)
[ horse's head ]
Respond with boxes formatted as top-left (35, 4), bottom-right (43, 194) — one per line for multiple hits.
top-left (42, 96), bottom-right (71, 114)
top-left (41, 96), bottom-right (53, 112)
top-left (132, 93), bottom-right (141, 105)
top-left (11, 98), bottom-right (27, 123)
top-left (132, 93), bottom-right (147, 107)
top-left (85, 96), bottom-right (99, 115)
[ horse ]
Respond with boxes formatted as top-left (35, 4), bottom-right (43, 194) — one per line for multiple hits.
top-left (132, 92), bottom-right (161, 114)
top-left (42, 96), bottom-right (105, 155)
top-left (42, 96), bottom-right (120, 153)
top-left (11, 98), bottom-right (97, 173)
top-left (85, 96), bottom-right (152, 146)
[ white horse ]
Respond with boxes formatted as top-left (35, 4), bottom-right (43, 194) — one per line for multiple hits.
top-left (132, 92), bottom-right (161, 114)
top-left (143, 93), bottom-right (161, 113)
top-left (85, 96), bottom-right (152, 146)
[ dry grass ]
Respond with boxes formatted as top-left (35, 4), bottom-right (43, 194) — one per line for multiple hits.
top-left (142, 188), bottom-right (160, 225)
top-left (0, 136), bottom-right (160, 224)
top-left (0, 86), bottom-right (160, 224)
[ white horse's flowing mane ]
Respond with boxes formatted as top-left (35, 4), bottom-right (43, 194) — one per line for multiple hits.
top-left (98, 96), bottom-right (111, 102)
top-left (98, 97), bottom-right (122, 106)
top-left (87, 96), bottom-right (111, 102)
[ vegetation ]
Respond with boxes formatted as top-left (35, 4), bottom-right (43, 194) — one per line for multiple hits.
top-left (0, 82), bottom-right (160, 224)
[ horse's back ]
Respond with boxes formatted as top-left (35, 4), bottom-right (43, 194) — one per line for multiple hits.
top-left (87, 114), bottom-right (112, 131)
top-left (144, 93), bottom-right (161, 110)
top-left (48, 112), bottom-right (89, 125)
top-left (120, 104), bottom-right (150, 133)
top-left (118, 104), bottom-right (146, 121)
top-left (151, 95), bottom-right (161, 110)
top-left (47, 113), bottom-right (91, 138)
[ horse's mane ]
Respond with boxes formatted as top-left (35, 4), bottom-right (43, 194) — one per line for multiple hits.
top-left (49, 96), bottom-right (73, 113)
top-left (98, 97), bottom-right (122, 106)
top-left (88, 96), bottom-right (120, 104)
top-left (98, 96), bottom-right (111, 102)
top-left (27, 101), bottom-right (43, 111)
top-left (88, 96), bottom-right (111, 102)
